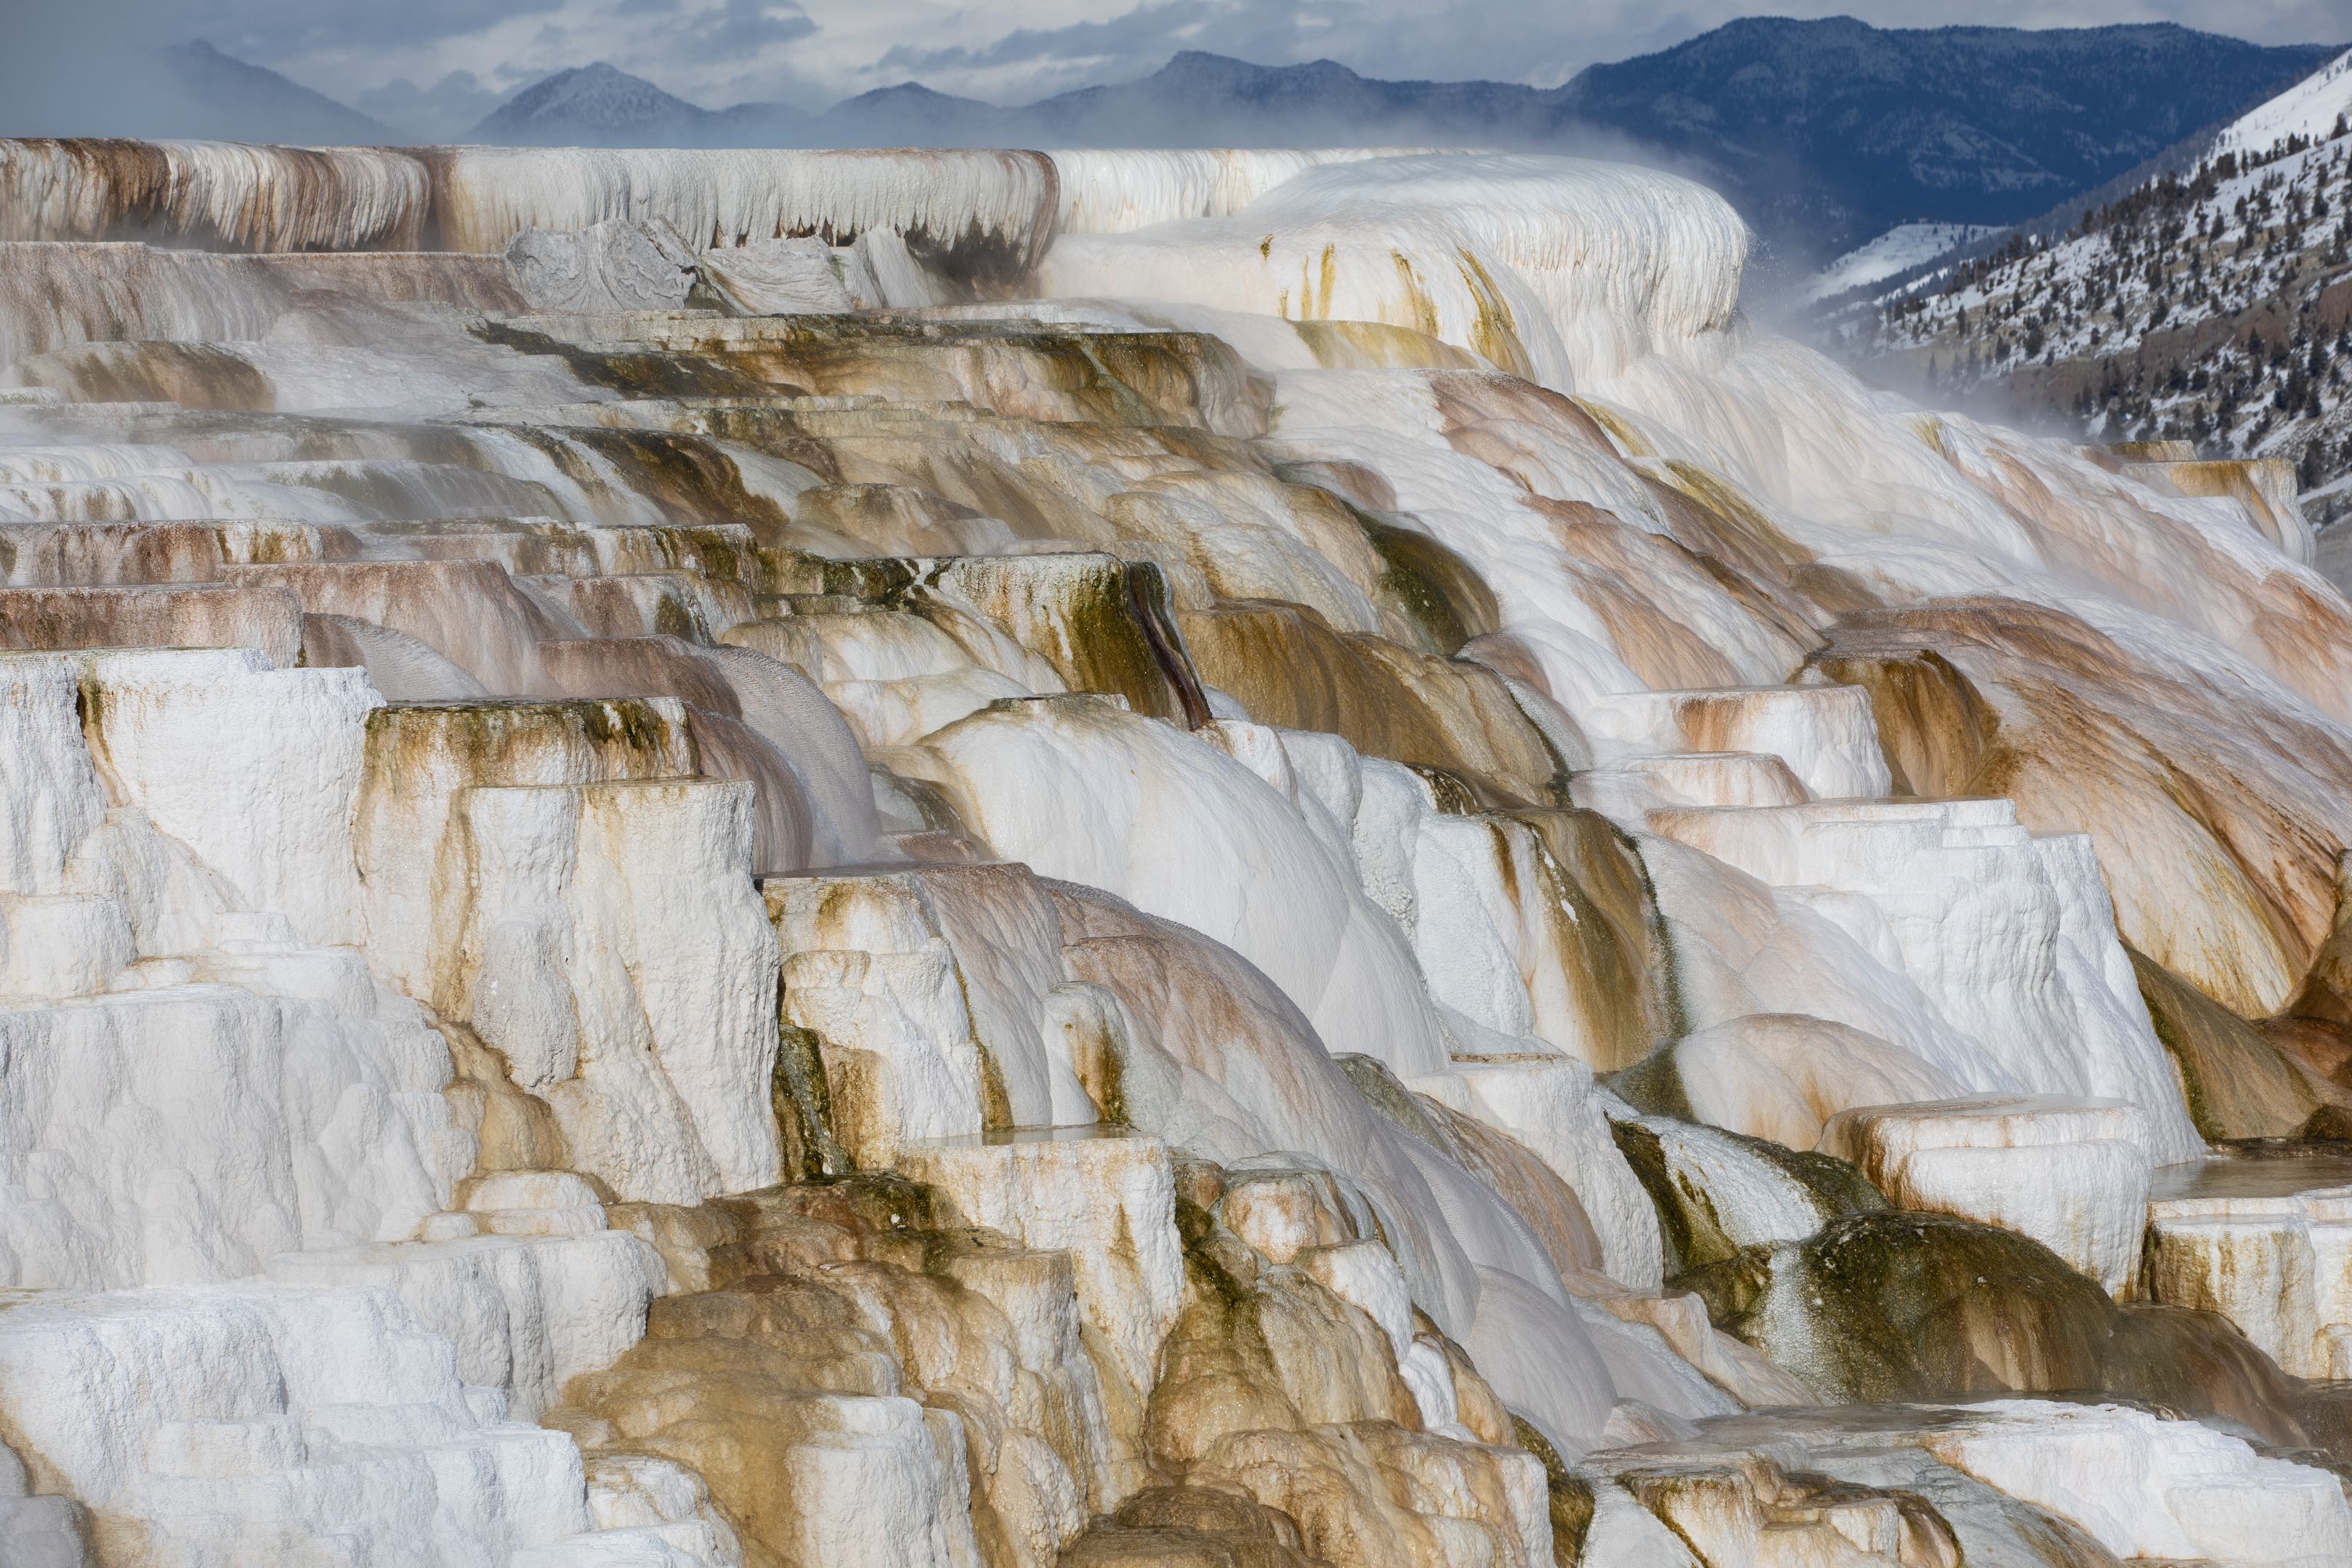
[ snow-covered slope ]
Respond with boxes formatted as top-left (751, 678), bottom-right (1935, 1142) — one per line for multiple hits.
top-left (2216, 47), bottom-right (2352, 157)
top-left (1805, 222), bottom-right (2000, 302)
top-left (469, 62), bottom-right (716, 147)
top-left (1836, 49), bottom-right (2352, 543)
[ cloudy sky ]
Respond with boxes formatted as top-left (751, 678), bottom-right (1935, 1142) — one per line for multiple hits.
top-left (21, 0), bottom-right (2351, 139)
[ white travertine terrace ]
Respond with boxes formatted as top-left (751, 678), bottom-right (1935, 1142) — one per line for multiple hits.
top-left (2, 122), bottom-right (2351, 1567)
top-left (1822, 1095), bottom-right (2157, 1293)
top-left (427, 147), bottom-right (1065, 263)
top-left (0, 141), bottom-right (433, 251)
top-left (2149, 1185), bottom-right (2352, 1377)
top-left (1046, 149), bottom-right (1439, 235)
top-left (1040, 153), bottom-right (1750, 387)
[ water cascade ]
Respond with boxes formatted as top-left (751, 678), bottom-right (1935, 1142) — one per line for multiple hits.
top-left (3, 137), bottom-right (2352, 1568)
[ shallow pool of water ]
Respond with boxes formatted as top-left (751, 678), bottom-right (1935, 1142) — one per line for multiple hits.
top-left (2151, 1149), bottom-right (2352, 1202)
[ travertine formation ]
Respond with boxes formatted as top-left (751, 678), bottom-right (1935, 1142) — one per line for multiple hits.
top-left (3, 139), bottom-right (2351, 1568)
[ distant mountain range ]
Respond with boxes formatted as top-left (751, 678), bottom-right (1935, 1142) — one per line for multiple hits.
top-left (12, 22), bottom-right (2340, 270)
top-left (0, 40), bottom-right (392, 145)
top-left (161, 41), bottom-right (392, 145)
top-left (469, 62), bottom-right (748, 146)
top-left (1574, 21), bottom-right (2339, 259)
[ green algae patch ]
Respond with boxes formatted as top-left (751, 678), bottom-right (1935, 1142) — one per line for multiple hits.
top-left (2132, 943), bottom-right (2321, 1139)
top-left (1510, 1415), bottom-right (1594, 1567)
top-left (1354, 509), bottom-right (1501, 658)
top-left (772, 1019), bottom-right (851, 1181)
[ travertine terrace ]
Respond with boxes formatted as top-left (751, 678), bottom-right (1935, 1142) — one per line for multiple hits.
top-left (4, 137), bottom-right (2352, 1567)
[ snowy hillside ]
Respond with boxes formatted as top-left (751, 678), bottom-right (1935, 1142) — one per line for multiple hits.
top-left (2216, 47), bottom-right (2352, 155)
top-left (469, 62), bottom-right (725, 145)
top-left (1840, 49), bottom-right (2352, 538)
top-left (1805, 222), bottom-right (2000, 302)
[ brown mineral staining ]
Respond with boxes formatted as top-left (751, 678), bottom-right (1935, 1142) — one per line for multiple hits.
top-left (1351, 511), bottom-right (1500, 657)
top-left (562, 1176), bottom-right (1113, 1567)
top-left (1059, 1485), bottom-right (1320, 1567)
top-left (1807, 599), bottom-right (2352, 1014)
top-left (1176, 599), bottom-right (1552, 801)
top-left (565, 1158), bottom-right (1551, 1568)
top-left (1804, 644), bottom-right (1995, 799)
top-left (0, 583), bottom-right (304, 666)
top-left (1673, 1205), bottom-right (2319, 1450)
top-left (0, 140), bottom-right (430, 251)
top-left (2131, 945), bottom-right (2329, 1139)
top-left (228, 558), bottom-right (573, 692)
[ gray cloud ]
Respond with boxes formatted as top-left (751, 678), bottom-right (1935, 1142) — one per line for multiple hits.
top-left (4, 0), bottom-right (2342, 137)
top-left (874, 1), bottom-right (1213, 76)
top-left (686, 0), bottom-right (818, 52)
top-left (175, 0), bottom-right (570, 61)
